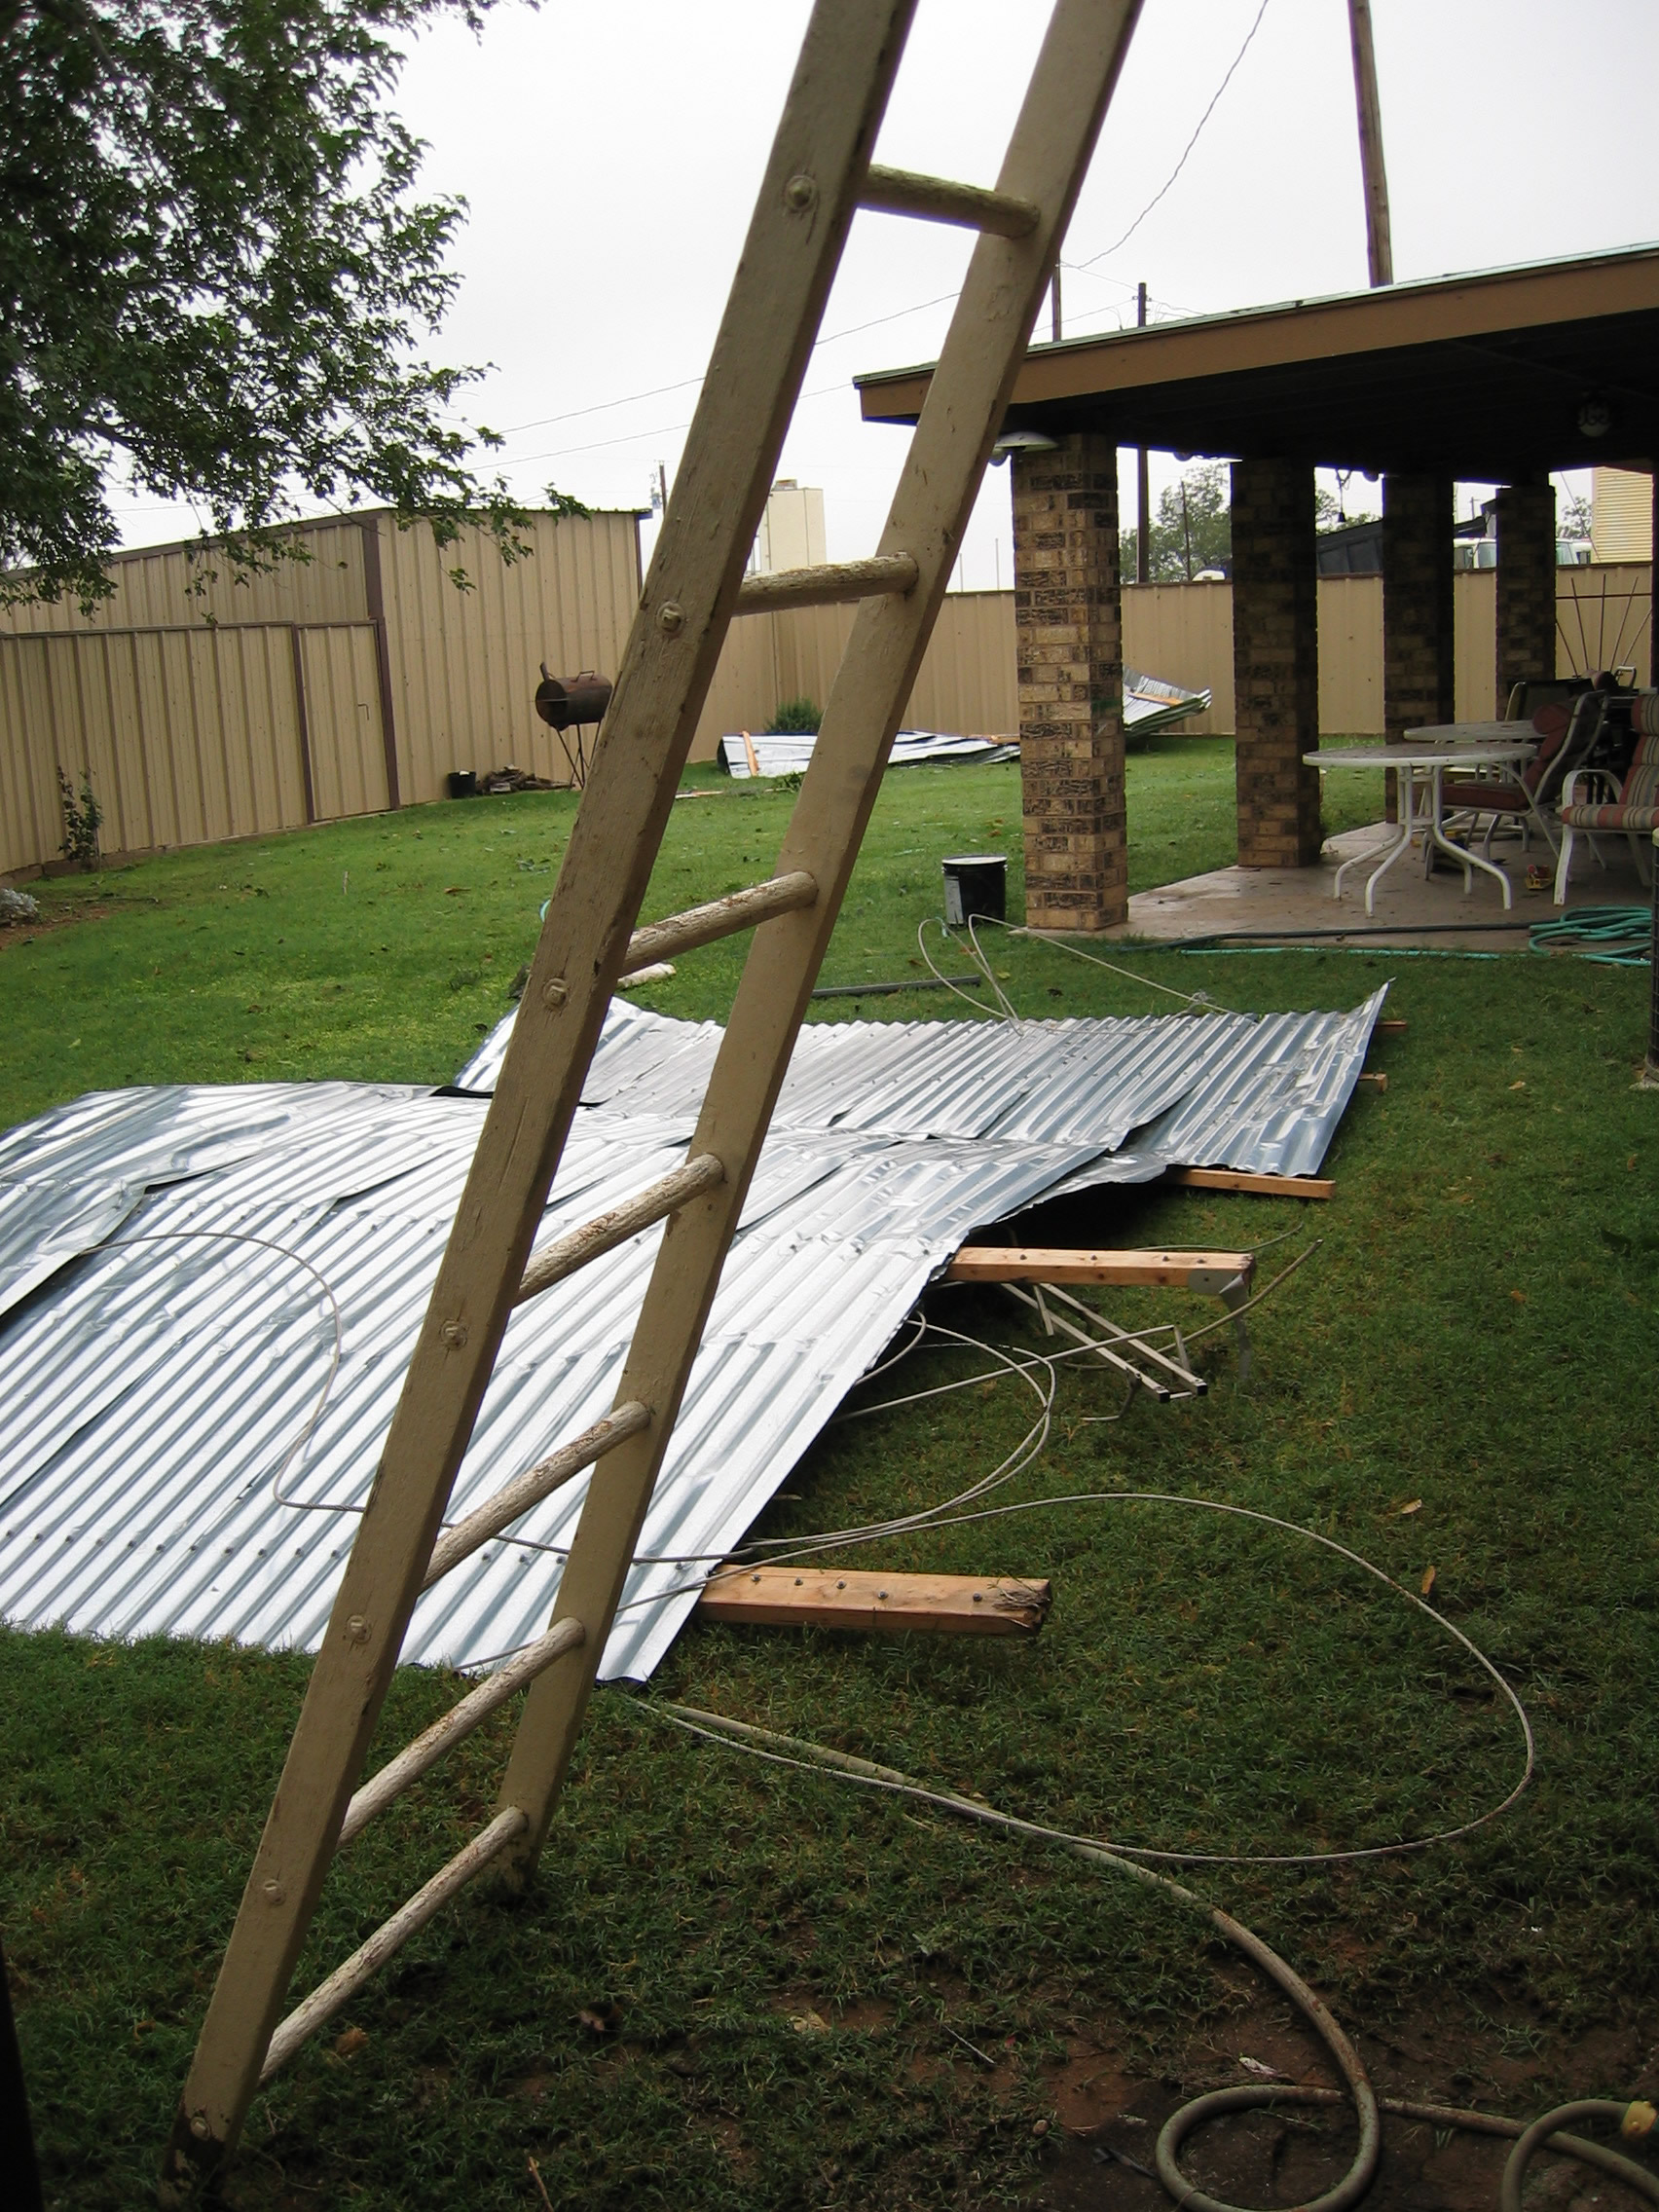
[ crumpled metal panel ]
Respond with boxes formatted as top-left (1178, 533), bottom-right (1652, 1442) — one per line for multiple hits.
top-left (719, 729), bottom-right (1018, 779)
top-left (0, 985), bottom-right (1383, 1681)
top-left (1132, 987), bottom-right (1389, 1178)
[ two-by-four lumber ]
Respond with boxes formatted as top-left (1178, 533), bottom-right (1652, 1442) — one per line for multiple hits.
top-left (698, 1566), bottom-right (1051, 1636)
top-left (1164, 1167), bottom-right (1334, 1199)
top-left (948, 1246), bottom-right (1254, 1291)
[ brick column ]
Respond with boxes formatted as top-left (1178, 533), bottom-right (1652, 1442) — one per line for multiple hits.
top-left (1013, 433), bottom-right (1125, 932)
top-left (1231, 459), bottom-right (1321, 866)
top-left (1382, 475), bottom-right (1454, 818)
top-left (1494, 480), bottom-right (1557, 709)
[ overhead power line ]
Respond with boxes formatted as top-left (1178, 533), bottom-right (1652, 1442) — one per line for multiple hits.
top-left (1072, 0), bottom-right (1273, 274)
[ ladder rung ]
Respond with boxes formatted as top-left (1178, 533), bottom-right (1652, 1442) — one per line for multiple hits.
top-left (422, 1401), bottom-right (651, 1589)
top-left (516, 1157), bottom-right (724, 1305)
top-left (623, 869), bottom-right (818, 975)
top-left (734, 554), bottom-right (918, 615)
top-left (861, 163), bottom-right (1040, 238)
top-left (259, 1806), bottom-right (528, 2084)
top-left (338, 1618), bottom-right (586, 1846)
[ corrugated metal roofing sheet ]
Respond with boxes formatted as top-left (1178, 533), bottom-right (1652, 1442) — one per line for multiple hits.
top-left (0, 985), bottom-right (1383, 1679)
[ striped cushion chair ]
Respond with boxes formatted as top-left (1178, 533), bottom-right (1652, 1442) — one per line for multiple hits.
top-left (1553, 690), bottom-right (1659, 903)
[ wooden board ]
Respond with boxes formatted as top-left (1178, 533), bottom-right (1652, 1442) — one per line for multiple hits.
top-left (1164, 1168), bottom-right (1334, 1199)
top-left (947, 1245), bottom-right (1253, 1289)
top-left (698, 1566), bottom-right (1051, 1637)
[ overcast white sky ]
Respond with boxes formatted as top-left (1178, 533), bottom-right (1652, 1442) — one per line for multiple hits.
top-left (116, 0), bottom-right (1659, 585)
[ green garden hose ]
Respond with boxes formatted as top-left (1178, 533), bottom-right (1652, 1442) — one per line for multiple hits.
top-left (1529, 904), bottom-right (1652, 964)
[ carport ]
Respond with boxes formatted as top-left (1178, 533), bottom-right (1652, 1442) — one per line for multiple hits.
top-left (857, 243), bottom-right (1659, 931)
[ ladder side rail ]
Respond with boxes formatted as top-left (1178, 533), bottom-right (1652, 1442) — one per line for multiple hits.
top-left (163, 6), bottom-right (919, 2188)
top-left (494, 0), bottom-right (1148, 1885)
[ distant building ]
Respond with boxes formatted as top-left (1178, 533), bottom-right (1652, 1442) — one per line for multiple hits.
top-left (751, 480), bottom-right (826, 574)
top-left (1315, 518), bottom-right (1383, 575)
top-left (1590, 465), bottom-right (1653, 563)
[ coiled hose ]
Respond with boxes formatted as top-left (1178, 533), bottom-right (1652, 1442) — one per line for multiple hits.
top-left (647, 1703), bottom-right (1659, 2212)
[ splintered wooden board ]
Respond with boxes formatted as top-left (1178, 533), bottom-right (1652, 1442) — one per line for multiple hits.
top-left (697, 1567), bottom-right (1051, 1637)
top-left (1164, 1168), bottom-right (1334, 1199)
top-left (947, 1245), bottom-right (1253, 1288)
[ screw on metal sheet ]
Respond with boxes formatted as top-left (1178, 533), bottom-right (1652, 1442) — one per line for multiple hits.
top-left (540, 976), bottom-right (569, 1010)
top-left (189, 2114), bottom-right (212, 2140)
top-left (440, 1319), bottom-right (469, 1348)
top-left (346, 1614), bottom-right (371, 1644)
top-left (784, 173), bottom-right (818, 212)
top-left (262, 1878), bottom-right (285, 1904)
top-left (656, 601), bottom-right (684, 635)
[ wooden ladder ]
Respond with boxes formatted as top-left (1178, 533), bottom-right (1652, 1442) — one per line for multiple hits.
top-left (161, 0), bottom-right (1144, 2191)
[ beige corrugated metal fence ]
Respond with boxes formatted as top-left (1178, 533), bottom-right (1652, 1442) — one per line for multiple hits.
top-left (0, 510), bottom-right (643, 874)
top-left (378, 510), bottom-right (642, 802)
top-left (3, 514), bottom-right (1650, 878)
top-left (0, 518), bottom-right (371, 634)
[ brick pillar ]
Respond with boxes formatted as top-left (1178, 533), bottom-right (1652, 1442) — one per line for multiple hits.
top-left (1494, 480), bottom-right (1557, 709)
top-left (1013, 433), bottom-right (1125, 932)
top-left (1232, 459), bottom-right (1321, 866)
top-left (1382, 475), bottom-right (1454, 818)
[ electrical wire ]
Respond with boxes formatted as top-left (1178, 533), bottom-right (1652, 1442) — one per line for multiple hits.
top-left (964, 910), bottom-right (1234, 1013)
top-left (1069, 0), bottom-right (1274, 275)
top-left (629, 1698), bottom-right (1652, 2212)
top-left (93, 1228), bottom-right (345, 1512)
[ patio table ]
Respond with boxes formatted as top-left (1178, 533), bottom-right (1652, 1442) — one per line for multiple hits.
top-left (1306, 734), bottom-right (1538, 914)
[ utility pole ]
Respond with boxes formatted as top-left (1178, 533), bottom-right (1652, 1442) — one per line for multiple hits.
top-left (1180, 481), bottom-right (1193, 581)
top-left (1050, 265), bottom-right (1062, 344)
top-left (1135, 280), bottom-right (1150, 584)
top-left (1346, 0), bottom-right (1392, 286)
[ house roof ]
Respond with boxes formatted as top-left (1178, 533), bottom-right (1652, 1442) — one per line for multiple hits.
top-left (855, 243), bottom-right (1659, 480)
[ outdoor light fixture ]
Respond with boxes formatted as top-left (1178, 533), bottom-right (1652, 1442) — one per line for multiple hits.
top-left (989, 427), bottom-right (1061, 465)
top-left (1576, 394), bottom-right (1613, 440)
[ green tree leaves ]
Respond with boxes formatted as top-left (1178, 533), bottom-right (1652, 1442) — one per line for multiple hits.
top-left (1, 0), bottom-right (553, 608)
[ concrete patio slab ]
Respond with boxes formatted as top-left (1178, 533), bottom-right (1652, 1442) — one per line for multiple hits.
top-left (1097, 820), bottom-right (1653, 949)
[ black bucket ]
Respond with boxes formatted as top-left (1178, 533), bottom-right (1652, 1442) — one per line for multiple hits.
top-left (446, 770), bottom-right (478, 800)
top-left (940, 853), bottom-right (1007, 927)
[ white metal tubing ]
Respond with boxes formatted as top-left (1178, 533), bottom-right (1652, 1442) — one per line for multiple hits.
top-left (733, 555), bottom-right (917, 615)
top-left (258, 1807), bottom-right (528, 2084)
top-left (338, 1620), bottom-right (585, 1847)
top-left (862, 163), bottom-right (1040, 238)
top-left (515, 1156), bottom-right (724, 1305)
top-left (622, 869), bottom-right (818, 974)
top-left (421, 1402), bottom-right (650, 1591)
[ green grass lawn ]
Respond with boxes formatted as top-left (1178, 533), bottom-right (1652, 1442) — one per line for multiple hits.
top-left (3, 737), bottom-right (1657, 2211)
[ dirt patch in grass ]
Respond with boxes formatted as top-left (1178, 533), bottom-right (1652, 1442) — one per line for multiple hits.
top-left (1035, 1997), bottom-right (1659, 2212)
